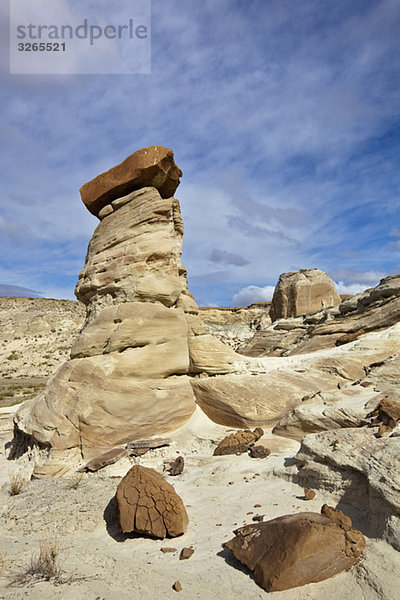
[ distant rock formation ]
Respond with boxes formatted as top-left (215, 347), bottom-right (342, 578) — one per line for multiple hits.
top-left (241, 274), bottom-right (400, 358)
top-left (269, 268), bottom-right (341, 322)
top-left (199, 305), bottom-right (271, 351)
top-left (0, 297), bottom-right (85, 381)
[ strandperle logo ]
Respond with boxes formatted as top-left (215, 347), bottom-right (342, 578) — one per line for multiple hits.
top-left (16, 19), bottom-right (148, 46)
top-left (10, 0), bottom-right (151, 75)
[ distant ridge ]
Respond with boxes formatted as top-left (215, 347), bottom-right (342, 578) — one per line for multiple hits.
top-left (0, 284), bottom-right (42, 298)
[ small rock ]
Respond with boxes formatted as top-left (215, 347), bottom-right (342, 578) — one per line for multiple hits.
top-left (252, 515), bottom-right (264, 522)
top-left (366, 398), bottom-right (400, 437)
top-left (78, 447), bottom-right (129, 472)
top-left (168, 456), bottom-right (185, 476)
top-left (249, 445), bottom-right (270, 459)
top-left (161, 547), bottom-right (177, 553)
top-left (335, 332), bottom-right (362, 347)
top-left (254, 504), bottom-right (262, 508)
top-left (129, 448), bottom-right (149, 457)
top-left (179, 547), bottom-right (194, 560)
top-left (127, 437), bottom-right (171, 450)
top-left (172, 581), bottom-right (183, 592)
top-left (304, 488), bottom-right (316, 501)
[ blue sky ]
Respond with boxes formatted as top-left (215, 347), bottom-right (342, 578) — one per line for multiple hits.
top-left (1, 0), bottom-right (400, 306)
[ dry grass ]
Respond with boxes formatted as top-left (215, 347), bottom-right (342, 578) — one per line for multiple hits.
top-left (0, 552), bottom-right (6, 575)
top-left (27, 537), bottom-right (61, 581)
top-left (9, 537), bottom-right (62, 587)
top-left (9, 474), bottom-right (25, 496)
top-left (65, 473), bottom-right (86, 490)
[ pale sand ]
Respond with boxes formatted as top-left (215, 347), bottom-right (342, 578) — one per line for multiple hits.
top-left (0, 408), bottom-right (399, 599)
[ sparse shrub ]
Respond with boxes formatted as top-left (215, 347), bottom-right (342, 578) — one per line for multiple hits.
top-left (65, 473), bottom-right (86, 490)
top-left (28, 537), bottom-right (60, 581)
top-left (9, 474), bottom-right (26, 496)
top-left (6, 352), bottom-right (19, 361)
top-left (0, 552), bottom-right (5, 574)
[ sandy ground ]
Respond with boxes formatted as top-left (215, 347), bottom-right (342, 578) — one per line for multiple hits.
top-left (0, 407), bottom-right (399, 600)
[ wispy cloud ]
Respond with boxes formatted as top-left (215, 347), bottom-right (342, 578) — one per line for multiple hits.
top-left (208, 249), bottom-right (250, 267)
top-left (1, 0), bottom-right (399, 304)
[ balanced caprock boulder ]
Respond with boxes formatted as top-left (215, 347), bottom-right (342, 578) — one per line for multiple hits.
top-left (80, 145), bottom-right (183, 217)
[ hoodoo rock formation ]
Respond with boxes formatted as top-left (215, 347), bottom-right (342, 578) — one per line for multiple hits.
top-left (14, 149), bottom-right (196, 458)
top-left (269, 268), bottom-right (341, 322)
top-left (13, 147), bottom-right (241, 458)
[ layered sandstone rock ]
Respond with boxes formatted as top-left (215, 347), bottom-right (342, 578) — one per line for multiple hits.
top-left (295, 428), bottom-right (400, 549)
top-left (224, 506), bottom-right (365, 592)
top-left (269, 268), bottom-right (341, 322)
top-left (14, 153), bottom-right (197, 459)
top-left (116, 465), bottom-right (188, 538)
top-left (80, 146), bottom-right (182, 217)
top-left (74, 186), bottom-right (194, 323)
top-left (193, 325), bottom-right (400, 429)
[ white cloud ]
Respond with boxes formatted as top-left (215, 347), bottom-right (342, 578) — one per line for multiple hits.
top-left (233, 285), bottom-right (275, 307)
top-left (335, 281), bottom-right (372, 296)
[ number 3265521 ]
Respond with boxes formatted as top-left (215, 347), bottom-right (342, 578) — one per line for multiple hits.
top-left (18, 42), bottom-right (66, 52)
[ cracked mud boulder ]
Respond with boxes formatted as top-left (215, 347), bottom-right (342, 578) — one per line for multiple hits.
top-left (213, 428), bottom-right (264, 455)
top-left (116, 465), bottom-right (188, 538)
top-left (224, 505), bottom-right (365, 592)
top-left (80, 145), bottom-right (182, 217)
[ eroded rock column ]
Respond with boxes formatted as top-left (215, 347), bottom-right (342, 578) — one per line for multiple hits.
top-left (14, 147), bottom-right (198, 458)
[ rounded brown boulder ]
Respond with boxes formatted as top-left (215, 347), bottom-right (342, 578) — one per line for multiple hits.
top-left (224, 505), bottom-right (366, 592)
top-left (80, 145), bottom-right (182, 217)
top-left (116, 465), bottom-right (188, 539)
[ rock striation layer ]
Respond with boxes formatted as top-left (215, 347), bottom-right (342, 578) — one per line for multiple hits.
top-left (294, 428), bottom-right (400, 550)
top-left (269, 268), bottom-right (341, 322)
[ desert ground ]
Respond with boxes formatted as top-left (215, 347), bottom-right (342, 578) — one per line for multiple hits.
top-left (0, 405), bottom-right (399, 600)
